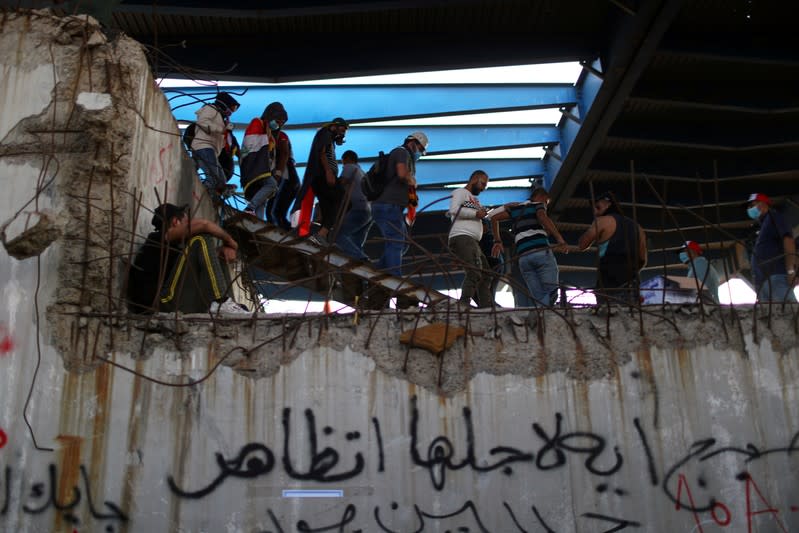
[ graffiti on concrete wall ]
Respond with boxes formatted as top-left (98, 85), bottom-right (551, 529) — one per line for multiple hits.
top-left (162, 396), bottom-right (798, 532)
top-left (0, 427), bottom-right (127, 531)
top-left (1, 395), bottom-right (797, 531)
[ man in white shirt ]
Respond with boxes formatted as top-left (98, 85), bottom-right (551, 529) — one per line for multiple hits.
top-left (448, 170), bottom-right (492, 308)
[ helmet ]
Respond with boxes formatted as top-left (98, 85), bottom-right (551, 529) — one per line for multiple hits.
top-left (406, 131), bottom-right (429, 154)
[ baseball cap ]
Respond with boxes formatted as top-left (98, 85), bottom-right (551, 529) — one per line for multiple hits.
top-left (330, 117), bottom-right (349, 127)
top-left (682, 240), bottom-right (702, 255)
top-left (405, 131), bottom-right (429, 154)
top-left (152, 203), bottom-right (188, 230)
top-left (745, 193), bottom-right (771, 206)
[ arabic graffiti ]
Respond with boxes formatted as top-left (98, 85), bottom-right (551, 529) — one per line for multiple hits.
top-left (0, 462), bottom-right (127, 531)
top-left (163, 397), bottom-right (798, 531)
top-left (410, 397), bottom-right (621, 491)
top-left (256, 499), bottom-right (642, 532)
top-left (168, 408), bottom-right (369, 498)
top-left (4, 397), bottom-right (795, 531)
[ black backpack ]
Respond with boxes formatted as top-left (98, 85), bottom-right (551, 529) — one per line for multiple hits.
top-left (182, 122), bottom-right (197, 151)
top-left (361, 150), bottom-right (390, 201)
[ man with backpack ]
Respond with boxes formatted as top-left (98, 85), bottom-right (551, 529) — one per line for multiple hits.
top-left (190, 92), bottom-right (239, 201)
top-left (370, 131), bottom-right (428, 277)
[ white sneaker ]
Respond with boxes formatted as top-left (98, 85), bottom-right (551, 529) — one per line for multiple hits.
top-left (210, 298), bottom-right (250, 315)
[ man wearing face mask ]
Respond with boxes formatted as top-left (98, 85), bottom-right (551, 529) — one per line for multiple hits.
top-left (447, 171), bottom-right (493, 308)
top-left (302, 117), bottom-right (349, 246)
top-left (745, 193), bottom-right (797, 302)
top-left (679, 240), bottom-right (721, 303)
top-left (191, 91), bottom-right (239, 201)
top-left (263, 102), bottom-right (298, 230)
top-left (240, 102), bottom-right (282, 218)
top-left (371, 132), bottom-right (428, 278)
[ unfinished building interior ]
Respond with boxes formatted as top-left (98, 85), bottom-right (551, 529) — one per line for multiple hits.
top-left (1, 2), bottom-right (799, 532)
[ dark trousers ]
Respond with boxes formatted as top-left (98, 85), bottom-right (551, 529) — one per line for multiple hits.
top-left (312, 178), bottom-right (346, 232)
top-left (267, 168), bottom-right (299, 228)
top-left (159, 235), bottom-right (232, 313)
top-left (597, 256), bottom-right (639, 306)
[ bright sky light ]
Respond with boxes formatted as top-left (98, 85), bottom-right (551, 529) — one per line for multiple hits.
top-left (158, 62), bottom-right (582, 88)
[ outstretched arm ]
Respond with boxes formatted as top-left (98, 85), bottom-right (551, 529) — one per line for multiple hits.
top-left (577, 220), bottom-right (600, 250)
top-left (166, 217), bottom-right (238, 262)
top-left (536, 209), bottom-right (567, 247)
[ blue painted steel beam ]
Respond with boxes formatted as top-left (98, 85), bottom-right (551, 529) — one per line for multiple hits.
top-left (413, 159), bottom-right (544, 185)
top-left (416, 187), bottom-right (531, 213)
top-left (283, 124), bottom-right (559, 160)
top-left (165, 84), bottom-right (578, 126)
top-left (293, 158), bottom-right (544, 186)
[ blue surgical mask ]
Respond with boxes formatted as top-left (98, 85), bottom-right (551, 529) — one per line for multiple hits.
top-left (268, 119), bottom-right (280, 130)
top-left (678, 251), bottom-right (689, 263)
top-left (747, 206), bottom-right (761, 220)
top-left (412, 150), bottom-right (422, 162)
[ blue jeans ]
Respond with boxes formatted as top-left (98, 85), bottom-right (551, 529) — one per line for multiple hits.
top-left (757, 274), bottom-right (797, 303)
top-left (193, 148), bottom-right (226, 192)
top-left (371, 202), bottom-right (406, 277)
top-left (519, 248), bottom-right (559, 307)
top-left (336, 207), bottom-right (372, 261)
top-left (246, 177), bottom-right (278, 218)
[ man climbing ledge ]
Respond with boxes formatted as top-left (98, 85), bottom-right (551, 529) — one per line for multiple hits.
top-left (127, 203), bottom-right (249, 315)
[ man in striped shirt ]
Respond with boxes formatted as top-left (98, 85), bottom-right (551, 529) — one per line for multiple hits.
top-left (490, 187), bottom-right (568, 307)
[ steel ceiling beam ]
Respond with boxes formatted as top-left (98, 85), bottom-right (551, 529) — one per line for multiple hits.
top-left (280, 125), bottom-right (560, 161)
top-left (166, 84), bottom-right (578, 127)
top-left (548, 0), bottom-right (686, 216)
top-left (626, 97), bottom-right (799, 115)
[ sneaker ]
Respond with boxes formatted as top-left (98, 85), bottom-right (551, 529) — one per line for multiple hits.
top-left (308, 234), bottom-right (329, 247)
top-left (210, 298), bottom-right (250, 315)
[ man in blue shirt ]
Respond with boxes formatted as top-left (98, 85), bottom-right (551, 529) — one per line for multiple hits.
top-left (746, 193), bottom-right (797, 302)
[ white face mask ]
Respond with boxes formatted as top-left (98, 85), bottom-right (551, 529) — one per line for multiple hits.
top-left (747, 205), bottom-right (761, 220)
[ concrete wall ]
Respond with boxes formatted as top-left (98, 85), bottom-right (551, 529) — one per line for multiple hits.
top-left (2, 9), bottom-right (799, 533)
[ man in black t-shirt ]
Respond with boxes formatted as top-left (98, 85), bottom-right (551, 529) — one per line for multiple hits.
top-left (578, 191), bottom-right (647, 306)
top-left (127, 203), bottom-right (246, 314)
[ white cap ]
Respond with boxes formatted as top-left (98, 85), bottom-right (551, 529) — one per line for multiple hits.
top-left (406, 131), bottom-right (429, 154)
